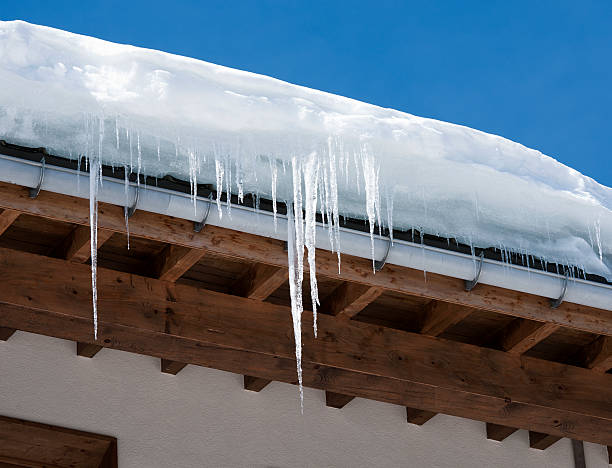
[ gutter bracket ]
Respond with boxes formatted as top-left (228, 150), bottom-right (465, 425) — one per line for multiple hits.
top-left (126, 186), bottom-right (140, 219)
top-left (465, 251), bottom-right (485, 292)
top-left (193, 194), bottom-right (213, 233)
top-left (550, 273), bottom-right (569, 309)
top-left (29, 157), bottom-right (45, 199)
top-left (374, 236), bottom-right (392, 273)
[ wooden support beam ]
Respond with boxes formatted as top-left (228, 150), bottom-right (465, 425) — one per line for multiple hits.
top-left (2, 249), bottom-right (612, 445)
top-left (77, 342), bottom-right (102, 358)
top-left (0, 415), bottom-right (117, 468)
top-left (406, 407), bottom-right (437, 425)
top-left (0, 208), bottom-right (20, 236)
top-left (243, 375), bottom-right (271, 392)
top-left (325, 391), bottom-right (354, 409)
top-left (320, 282), bottom-right (382, 319)
top-left (486, 423), bottom-right (519, 441)
top-left (0, 326), bottom-right (16, 341)
top-left (155, 244), bottom-right (206, 282)
top-left (582, 335), bottom-right (612, 372)
top-left (420, 301), bottom-right (473, 336)
top-left (500, 319), bottom-right (559, 355)
top-left (2, 182), bottom-right (608, 337)
top-left (161, 359), bottom-right (187, 375)
top-left (607, 446), bottom-right (612, 464)
top-left (529, 431), bottom-right (562, 450)
top-left (55, 225), bottom-right (114, 263)
top-left (232, 263), bottom-right (288, 300)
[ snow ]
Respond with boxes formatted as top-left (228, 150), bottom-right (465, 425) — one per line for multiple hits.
top-left (0, 21), bottom-right (611, 396)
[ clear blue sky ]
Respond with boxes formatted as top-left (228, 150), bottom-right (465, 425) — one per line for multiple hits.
top-left (3, 0), bottom-right (611, 186)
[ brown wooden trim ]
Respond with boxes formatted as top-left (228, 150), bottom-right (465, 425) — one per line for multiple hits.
top-left (232, 264), bottom-right (288, 300)
top-left (325, 392), bottom-right (354, 409)
top-left (607, 446), bottom-right (612, 464)
top-left (320, 282), bottom-right (382, 319)
top-left (406, 407), bottom-right (436, 425)
top-left (1, 182), bottom-right (608, 337)
top-left (500, 319), bottom-right (559, 355)
top-left (420, 301), bottom-right (472, 336)
top-left (55, 226), bottom-right (113, 263)
top-left (2, 251), bottom-right (611, 444)
top-left (76, 342), bottom-right (102, 358)
top-left (0, 209), bottom-right (19, 237)
top-left (161, 359), bottom-right (187, 375)
top-left (243, 375), bottom-right (271, 392)
top-left (529, 431), bottom-right (562, 450)
top-left (583, 336), bottom-right (612, 372)
top-left (0, 326), bottom-right (15, 341)
top-left (155, 245), bottom-right (206, 282)
top-left (486, 423), bottom-right (519, 442)
top-left (0, 415), bottom-right (117, 468)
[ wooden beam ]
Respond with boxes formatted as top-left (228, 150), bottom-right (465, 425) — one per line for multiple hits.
top-left (406, 407), bottom-right (436, 425)
top-left (420, 301), bottom-right (473, 336)
top-left (529, 431), bottom-right (562, 450)
top-left (55, 225), bottom-right (114, 263)
top-left (486, 423), bottom-right (519, 442)
top-left (500, 319), bottom-right (559, 355)
top-left (161, 359), bottom-right (187, 375)
top-left (608, 446), bottom-right (612, 464)
top-left (155, 244), bottom-right (206, 282)
top-left (243, 375), bottom-right (271, 392)
top-left (2, 250), bottom-right (612, 445)
top-left (0, 209), bottom-right (19, 236)
top-left (77, 342), bottom-right (102, 358)
top-left (1, 182), bottom-right (608, 337)
top-left (0, 415), bottom-right (117, 468)
top-left (582, 335), bottom-right (612, 372)
top-left (325, 391), bottom-right (354, 409)
top-left (0, 326), bottom-right (15, 341)
top-left (232, 263), bottom-right (288, 300)
top-left (320, 282), bottom-right (382, 319)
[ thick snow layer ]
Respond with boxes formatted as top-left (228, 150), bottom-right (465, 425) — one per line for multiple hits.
top-left (1, 20), bottom-right (610, 279)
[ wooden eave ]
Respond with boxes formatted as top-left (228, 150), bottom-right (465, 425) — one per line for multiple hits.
top-left (0, 180), bottom-right (611, 456)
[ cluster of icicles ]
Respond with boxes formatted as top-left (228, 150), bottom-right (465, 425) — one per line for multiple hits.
top-left (80, 116), bottom-right (602, 411)
top-left (82, 117), bottom-right (389, 411)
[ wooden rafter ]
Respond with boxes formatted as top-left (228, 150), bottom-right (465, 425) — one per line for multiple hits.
top-left (0, 208), bottom-right (20, 236)
top-left (320, 282), bottom-right (383, 319)
top-left (232, 263), bottom-right (288, 300)
top-left (2, 249), bottom-right (612, 445)
top-left (0, 182), bottom-right (609, 338)
top-left (0, 326), bottom-right (16, 341)
top-left (155, 244), bottom-right (206, 282)
top-left (55, 225), bottom-right (114, 263)
top-left (0, 415), bottom-right (117, 468)
top-left (243, 375), bottom-right (271, 392)
top-left (77, 342), bottom-right (102, 358)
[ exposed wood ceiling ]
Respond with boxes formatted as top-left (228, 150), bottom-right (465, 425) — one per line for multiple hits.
top-left (0, 181), bottom-right (611, 461)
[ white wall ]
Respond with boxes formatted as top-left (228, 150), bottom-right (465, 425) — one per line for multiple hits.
top-left (1, 331), bottom-right (609, 468)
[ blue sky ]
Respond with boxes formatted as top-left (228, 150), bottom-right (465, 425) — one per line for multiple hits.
top-left (3, 0), bottom-right (611, 186)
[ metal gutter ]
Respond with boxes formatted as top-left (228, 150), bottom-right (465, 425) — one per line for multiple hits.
top-left (0, 152), bottom-right (610, 311)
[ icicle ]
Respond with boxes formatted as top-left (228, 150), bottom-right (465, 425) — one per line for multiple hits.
top-left (360, 148), bottom-right (380, 269)
top-left (594, 218), bottom-right (603, 263)
top-left (215, 158), bottom-right (224, 218)
top-left (286, 201), bottom-right (304, 413)
top-left (124, 165), bottom-right (131, 250)
top-left (270, 159), bottom-right (278, 230)
top-left (89, 117), bottom-right (103, 339)
top-left (303, 152), bottom-right (320, 336)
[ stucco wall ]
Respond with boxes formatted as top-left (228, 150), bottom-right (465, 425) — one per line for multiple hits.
top-left (1, 331), bottom-right (609, 467)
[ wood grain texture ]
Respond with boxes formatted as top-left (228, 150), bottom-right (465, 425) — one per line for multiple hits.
top-left (325, 392), bottom-right (354, 409)
top-left (2, 249), bottom-right (612, 445)
top-left (55, 225), bottom-right (114, 263)
top-left (1, 182), bottom-right (608, 337)
top-left (0, 209), bottom-right (19, 237)
top-left (582, 335), bottom-right (612, 372)
top-left (486, 423), bottom-right (519, 442)
top-left (233, 264), bottom-right (288, 300)
top-left (155, 244), bottom-right (206, 282)
top-left (529, 431), bottom-right (562, 450)
top-left (243, 375), bottom-right (271, 392)
top-left (406, 408), bottom-right (436, 425)
top-left (320, 282), bottom-right (382, 319)
top-left (76, 342), bottom-right (102, 358)
top-left (0, 326), bottom-right (15, 341)
top-left (420, 301), bottom-right (473, 336)
top-left (500, 319), bottom-right (559, 355)
top-left (161, 359), bottom-right (187, 375)
top-left (0, 415), bottom-right (117, 468)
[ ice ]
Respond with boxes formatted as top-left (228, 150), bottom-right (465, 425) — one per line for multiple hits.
top-left (0, 20), bottom-right (611, 396)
